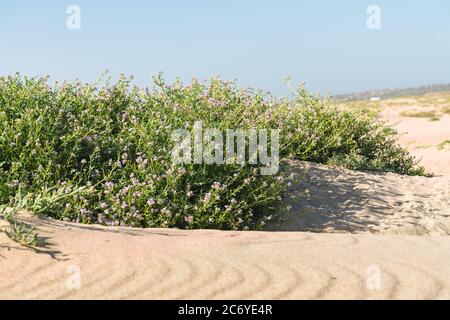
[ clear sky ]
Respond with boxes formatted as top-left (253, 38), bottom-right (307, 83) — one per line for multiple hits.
top-left (1, 0), bottom-right (449, 96)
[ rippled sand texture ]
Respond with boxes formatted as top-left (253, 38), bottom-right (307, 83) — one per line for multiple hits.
top-left (269, 161), bottom-right (450, 235)
top-left (2, 207), bottom-right (450, 300)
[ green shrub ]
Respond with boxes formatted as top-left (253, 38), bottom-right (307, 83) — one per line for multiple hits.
top-left (0, 74), bottom-right (425, 229)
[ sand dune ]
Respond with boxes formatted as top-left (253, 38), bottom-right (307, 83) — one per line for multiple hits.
top-left (380, 100), bottom-right (450, 176)
top-left (269, 161), bottom-right (450, 235)
top-left (2, 99), bottom-right (450, 300)
top-left (1, 160), bottom-right (450, 300)
top-left (1, 215), bottom-right (450, 300)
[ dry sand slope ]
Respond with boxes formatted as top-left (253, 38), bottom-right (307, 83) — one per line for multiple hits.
top-left (387, 114), bottom-right (450, 176)
top-left (1, 161), bottom-right (450, 300)
top-left (379, 96), bottom-right (450, 176)
top-left (269, 161), bottom-right (450, 235)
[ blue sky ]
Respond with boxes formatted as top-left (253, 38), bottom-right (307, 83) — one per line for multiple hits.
top-left (1, 0), bottom-right (449, 95)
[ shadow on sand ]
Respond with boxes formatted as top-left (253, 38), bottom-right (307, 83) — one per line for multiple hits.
top-left (266, 161), bottom-right (411, 233)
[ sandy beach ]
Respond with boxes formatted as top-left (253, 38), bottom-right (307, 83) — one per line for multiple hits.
top-left (1, 95), bottom-right (450, 300)
top-left (2, 0), bottom-right (450, 304)
top-left (380, 98), bottom-right (450, 176)
top-left (2, 215), bottom-right (450, 300)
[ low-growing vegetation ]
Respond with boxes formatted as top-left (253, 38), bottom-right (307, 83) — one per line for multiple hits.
top-left (0, 74), bottom-right (425, 230)
top-left (437, 140), bottom-right (450, 151)
top-left (399, 110), bottom-right (439, 119)
top-left (443, 107), bottom-right (450, 115)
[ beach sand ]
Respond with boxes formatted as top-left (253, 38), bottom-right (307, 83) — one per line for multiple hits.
top-left (379, 95), bottom-right (450, 176)
top-left (1, 97), bottom-right (450, 300)
top-left (1, 215), bottom-right (450, 300)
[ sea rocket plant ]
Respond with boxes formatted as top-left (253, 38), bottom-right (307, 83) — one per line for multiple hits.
top-left (0, 73), bottom-right (424, 230)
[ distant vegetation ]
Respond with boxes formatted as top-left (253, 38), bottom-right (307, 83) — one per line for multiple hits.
top-left (437, 140), bottom-right (450, 151)
top-left (334, 83), bottom-right (450, 102)
top-left (399, 110), bottom-right (440, 121)
top-left (0, 74), bottom-right (425, 230)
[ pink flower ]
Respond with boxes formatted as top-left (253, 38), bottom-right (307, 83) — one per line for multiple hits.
top-left (146, 198), bottom-right (155, 207)
top-left (184, 215), bottom-right (194, 224)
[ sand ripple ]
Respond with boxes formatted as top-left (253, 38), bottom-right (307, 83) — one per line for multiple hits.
top-left (2, 219), bottom-right (450, 299)
top-left (2, 161), bottom-right (450, 300)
